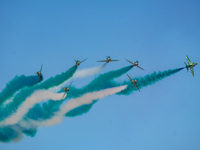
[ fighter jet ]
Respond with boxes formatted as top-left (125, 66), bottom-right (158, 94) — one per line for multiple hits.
top-left (97, 56), bottom-right (119, 63)
top-left (126, 74), bottom-right (140, 92)
top-left (125, 59), bottom-right (144, 70)
top-left (184, 55), bottom-right (198, 77)
top-left (36, 64), bottom-right (43, 77)
top-left (61, 82), bottom-right (73, 99)
top-left (74, 58), bottom-right (87, 66)
top-left (36, 64), bottom-right (43, 82)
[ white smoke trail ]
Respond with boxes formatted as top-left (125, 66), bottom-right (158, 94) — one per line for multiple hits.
top-left (72, 64), bottom-right (106, 78)
top-left (49, 64), bottom-right (106, 92)
top-left (2, 97), bottom-right (14, 107)
top-left (1, 65), bottom-right (105, 126)
top-left (26, 85), bottom-right (127, 127)
top-left (0, 90), bottom-right (66, 126)
top-left (2, 89), bottom-right (23, 107)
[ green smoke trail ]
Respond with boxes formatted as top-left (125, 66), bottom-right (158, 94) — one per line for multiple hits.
top-left (66, 101), bottom-right (97, 117)
top-left (0, 124), bottom-right (37, 143)
top-left (0, 66), bottom-right (77, 121)
top-left (0, 67), bottom-right (184, 143)
top-left (118, 67), bottom-right (184, 95)
top-left (25, 65), bottom-right (133, 120)
top-left (66, 65), bottom-right (133, 98)
top-left (65, 67), bottom-right (184, 117)
top-left (0, 75), bottom-right (41, 105)
top-left (0, 126), bottom-right (21, 142)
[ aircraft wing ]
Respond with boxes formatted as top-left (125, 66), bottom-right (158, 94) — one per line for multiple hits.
top-left (110, 60), bottom-right (119, 62)
top-left (125, 59), bottom-right (134, 64)
top-left (137, 66), bottom-right (144, 70)
top-left (186, 55), bottom-right (192, 65)
top-left (126, 74), bottom-right (133, 82)
top-left (190, 67), bottom-right (194, 77)
top-left (81, 58), bottom-right (87, 63)
top-left (69, 81), bottom-right (73, 88)
top-left (134, 83), bottom-right (140, 92)
top-left (97, 60), bottom-right (107, 62)
top-left (40, 64), bottom-right (43, 72)
top-left (61, 93), bottom-right (66, 100)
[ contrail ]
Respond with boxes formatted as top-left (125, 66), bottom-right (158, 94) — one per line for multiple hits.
top-left (0, 125), bottom-right (23, 143)
top-left (119, 67), bottom-right (184, 95)
top-left (0, 65), bottom-right (77, 121)
top-left (0, 67), bottom-right (185, 143)
top-left (61, 85), bottom-right (127, 117)
top-left (0, 90), bottom-right (66, 126)
top-left (24, 65), bottom-right (133, 120)
top-left (66, 65), bottom-right (133, 99)
top-left (49, 64), bottom-right (106, 93)
top-left (36, 65), bottom-right (77, 89)
top-left (97, 67), bottom-right (184, 95)
top-left (0, 75), bottom-right (40, 105)
top-left (66, 67), bottom-right (185, 117)
top-left (72, 63), bottom-right (106, 79)
top-left (24, 85), bottom-right (127, 127)
top-left (19, 67), bottom-right (185, 123)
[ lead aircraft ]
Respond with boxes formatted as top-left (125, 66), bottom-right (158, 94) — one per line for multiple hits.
top-left (184, 55), bottom-right (198, 77)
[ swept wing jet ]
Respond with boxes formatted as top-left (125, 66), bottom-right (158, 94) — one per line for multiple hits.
top-left (125, 59), bottom-right (144, 70)
top-left (36, 64), bottom-right (43, 77)
top-left (61, 82), bottom-right (73, 99)
top-left (74, 58), bottom-right (87, 66)
top-left (97, 56), bottom-right (119, 63)
top-left (184, 55), bottom-right (198, 77)
top-left (126, 74), bottom-right (140, 92)
top-left (36, 64), bottom-right (43, 82)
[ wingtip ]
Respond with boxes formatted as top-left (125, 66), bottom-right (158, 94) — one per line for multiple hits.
top-left (125, 59), bottom-right (129, 62)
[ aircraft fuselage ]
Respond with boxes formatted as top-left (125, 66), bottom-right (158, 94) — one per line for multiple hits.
top-left (36, 72), bottom-right (42, 77)
top-left (106, 58), bottom-right (111, 63)
top-left (185, 63), bottom-right (198, 69)
top-left (76, 61), bottom-right (81, 66)
top-left (64, 88), bottom-right (69, 92)
top-left (131, 80), bottom-right (137, 84)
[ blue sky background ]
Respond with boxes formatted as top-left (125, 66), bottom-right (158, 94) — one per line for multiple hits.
top-left (0, 0), bottom-right (200, 149)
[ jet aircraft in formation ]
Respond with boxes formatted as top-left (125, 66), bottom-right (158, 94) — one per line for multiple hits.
top-left (74, 58), bottom-right (87, 66)
top-left (36, 64), bottom-right (43, 82)
top-left (184, 55), bottom-right (198, 77)
top-left (36, 64), bottom-right (43, 77)
top-left (126, 74), bottom-right (140, 92)
top-left (97, 56), bottom-right (119, 63)
top-left (61, 82), bottom-right (73, 99)
top-left (34, 55), bottom-right (197, 96)
top-left (125, 59), bottom-right (144, 70)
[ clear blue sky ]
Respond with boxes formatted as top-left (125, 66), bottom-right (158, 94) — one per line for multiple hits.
top-left (1, 0), bottom-right (200, 150)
